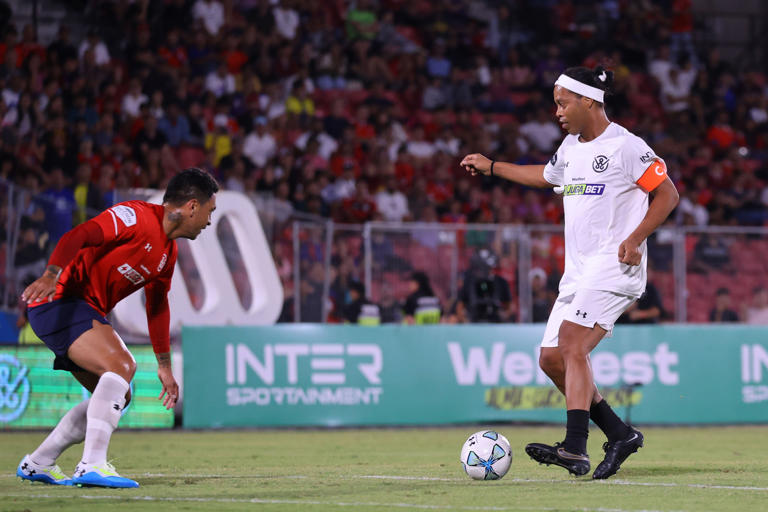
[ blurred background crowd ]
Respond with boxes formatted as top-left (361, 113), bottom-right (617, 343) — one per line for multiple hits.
top-left (1, 0), bottom-right (768, 331)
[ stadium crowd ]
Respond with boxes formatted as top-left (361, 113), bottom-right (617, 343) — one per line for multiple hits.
top-left (2, 0), bottom-right (768, 325)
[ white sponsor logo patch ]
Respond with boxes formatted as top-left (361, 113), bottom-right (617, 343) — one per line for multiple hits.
top-left (157, 253), bottom-right (167, 273)
top-left (111, 205), bottom-right (137, 227)
top-left (117, 263), bottom-right (145, 285)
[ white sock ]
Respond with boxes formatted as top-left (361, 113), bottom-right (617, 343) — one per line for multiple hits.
top-left (82, 372), bottom-right (129, 465)
top-left (30, 399), bottom-right (90, 466)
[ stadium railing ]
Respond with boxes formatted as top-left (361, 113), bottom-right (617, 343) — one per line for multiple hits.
top-left (2, 183), bottom-right (767, 326)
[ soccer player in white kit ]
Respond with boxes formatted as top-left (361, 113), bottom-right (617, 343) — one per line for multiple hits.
top-left (461, 66), bottom-right (679, 478)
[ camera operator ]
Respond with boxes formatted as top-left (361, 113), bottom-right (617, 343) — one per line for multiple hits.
top-left (459, 249), bottom-right (514, 323)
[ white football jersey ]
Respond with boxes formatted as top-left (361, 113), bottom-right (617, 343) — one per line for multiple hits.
top-left (543, 122), bottom-right (666, 297)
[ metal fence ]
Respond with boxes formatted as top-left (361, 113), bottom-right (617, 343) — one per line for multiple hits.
top-left (3, 181), bottom-right (768, 325)
top-left (289, 221), bottom-right (768, 324)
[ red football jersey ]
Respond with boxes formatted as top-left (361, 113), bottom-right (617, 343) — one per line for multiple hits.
top-left (47, 200), bottom-right (178, 317)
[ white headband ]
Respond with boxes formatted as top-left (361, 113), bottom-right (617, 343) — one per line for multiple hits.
top-left (554, 74), bottom-right (604, 103)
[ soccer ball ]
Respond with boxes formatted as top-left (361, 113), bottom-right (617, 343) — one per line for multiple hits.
top-left (460, 430), bottom-right (512, 480)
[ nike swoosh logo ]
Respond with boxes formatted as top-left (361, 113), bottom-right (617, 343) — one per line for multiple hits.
top-left (627, 433), bottom-right (638, 442)
top-left (557, 448), bottom-right (589, 461)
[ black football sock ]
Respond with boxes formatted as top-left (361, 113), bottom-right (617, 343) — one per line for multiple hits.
top-left (563, 409), bottom-right (590, 455)
top-left (590, 399), bottom-right (631, 442)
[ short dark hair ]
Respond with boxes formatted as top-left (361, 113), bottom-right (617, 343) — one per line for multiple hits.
top-left (163, 168), bottom-right (219, 205)
top-left (349, 280), bottom-right (365, 297)
top-left (562, 65), bottom-right (614, 104)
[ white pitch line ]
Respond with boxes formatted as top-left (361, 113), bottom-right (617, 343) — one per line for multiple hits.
top-left (0, 493), bottom-right (685, 512)
top-left (358, 475), bottom-right (458, 482)
top-left (605, 479), bottom-right (768, 492)
top-left (359, 475), bottom-right (768, 492)
top-left (5, 472), bottom-right (768, 493)
top-left (140, 472), bottom-right (308, 479)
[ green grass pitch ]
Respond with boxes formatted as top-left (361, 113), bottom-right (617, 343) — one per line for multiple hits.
top-left (2, 426), bottom-right (767, 511)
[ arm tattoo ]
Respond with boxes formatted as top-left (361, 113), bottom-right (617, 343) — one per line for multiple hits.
top-left (156, 352), bottom-right (172, 367)
top-left (45, 265), bottom-right (62, 278)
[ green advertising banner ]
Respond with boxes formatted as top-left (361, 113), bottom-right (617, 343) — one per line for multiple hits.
top-left (182, 325), bottom-right (768, 428)
top-left (0, 346), bottom-right (174, 429)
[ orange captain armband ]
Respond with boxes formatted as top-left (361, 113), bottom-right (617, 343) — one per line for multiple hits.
top-left (636, 159), bottom-right (667, 192)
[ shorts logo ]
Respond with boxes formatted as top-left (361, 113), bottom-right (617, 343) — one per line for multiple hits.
top-left (117, 263), bottom-right (145, 285)
top-left (562, 184), bottom-right (605, 196)
top-left (575, 309), bottom-right (587, 319)
top-left (592, 155), bottom-right (610, 173)
top-left (111, 205), bottom-right (137, 227)
top-left (550, 153), bottom-right (557, 165)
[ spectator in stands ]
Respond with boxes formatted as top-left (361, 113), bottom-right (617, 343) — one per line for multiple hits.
top-left (121, 78), bottom-right (147, 120)
top-left (158, 100), bottom-right (192, 148)
top-left (205, 114), bottom-right (232, 167)
top-left (274, 1), bottom-right (300, 40)
top-left (343, 281), bottom-right (380, 325)
top-left (94, 163), bottom-right (116, 206)
top-left (77, 30), bottom-right (110, 68)
top-left (677, 186), bottom-right (709, 225)
top-left (375, 176), bottom-right (409, 222)
top-left (14, 216), bottom-right (47, 287)
top-left (296, 116), bottom-right (338, 161)
top-left (689, 233), bottom-right (734, 274)
top-left (39, 167), bottom-right (74, 244)
top-left (223, 158), bottom-right (246, 193)
top-left (403, 271), bottom-right (441, 324)
top-left (323, 98), bottom-right (350, 140)
top-left (73, 163), bottom-right (101, 224)
top-left (285, 81), bottom-right (315, 118)
top-left (709, 287), bottom-right (739, 322)
top-left (426, 39), bottom-right (452, 79)
top-left (187, 30), bottom-right (216, 78)
top-left (339, 180), bottom-right (376, 223)
top-left (406, 125), bottom-right (436, 161)
top-left (743, 287), bottom-right (768, 324)
top-left (193, 0), bottom-right (225, 37)
top-left (346, 0), bottom-right (378, 41)
top-left (67, 93), bottom-right (98, 129)
top-left (219, 135), bottom-right (251, 174)
top-left (520, 107), bottom-right (562, 153)
top-left (243, 116), bottom-right (276, 168)
top-left (205, 63), bottom-right (236, 98)
top-left (378, 283), bottom-right (403, 324)
top-left (133, 115), bottom-right (170, 163)
top-left (649, 44), bottom-right (673, 85)
top-left (618, 281), bottom-right (664, 324)
top-left (47, 25), bottom-right (77, 67)
top-left (659, 60), bottom-right (694, 113)
top-left (531, 267), bottom-right (552, 323)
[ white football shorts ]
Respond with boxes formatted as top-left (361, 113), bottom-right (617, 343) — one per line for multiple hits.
top-left (540, 289), bottom-right (636, 348)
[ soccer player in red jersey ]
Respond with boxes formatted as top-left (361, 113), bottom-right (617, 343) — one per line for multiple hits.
top-left (16, 168), bottom-right (218, 488)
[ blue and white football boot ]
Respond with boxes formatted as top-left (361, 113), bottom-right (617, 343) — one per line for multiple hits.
top-left (72, 460), bottom-right (139, 488)
top-left (17, 454), bottom-right (73, 485)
